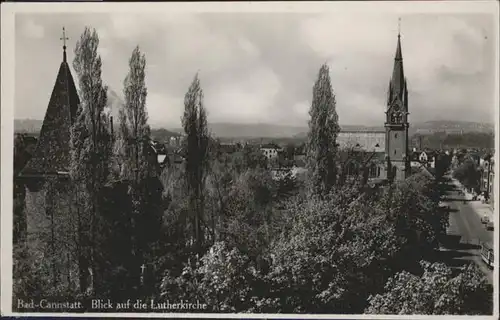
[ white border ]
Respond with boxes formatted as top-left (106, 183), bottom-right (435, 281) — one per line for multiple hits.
top-left (1, 1), bottom-right (499, 319)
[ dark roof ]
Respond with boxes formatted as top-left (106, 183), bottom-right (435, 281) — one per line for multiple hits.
top-left (337, 132), bottom-right (385, 152)
top-left (338, 150), bottom-right (385, 163)
top-left (390, 35), bottom-right (405, 100)
top-left (261, 143), bottom-right (281, 149)
top-left (20, 49), bottom-right (80, 176)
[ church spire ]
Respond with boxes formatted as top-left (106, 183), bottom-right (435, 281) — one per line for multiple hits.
top-left (60, 27), bottom-right (69, 62)
top-left (395, 18), bottom-right (402, 61)
top-left (389, 18), bottom-right (405, 104)
top-left (20, 28), bottom-right (80, 177)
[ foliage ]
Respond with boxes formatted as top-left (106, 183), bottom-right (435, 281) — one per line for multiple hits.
top-left (453, 159), bottom-right (481, 193)
top-left (434, 153), bottom-right (452, 181)
top-left (366, 261), bottom-right (493, 315)
top-left (219, 168), bottom-right (276, 262)
top-left (412, 132), bottom-right (494, 150)
top-left (306, 64), bottom-right (340, 197)
top-left (118, 45), bottom-right (151, 181)
top-left (13, 134), bottom-right (31, 245)
top-left (160, 241), bottom-right (259, 312)
top-left (249, 185), bottom-right (402, 313)
top-left (375, 173), bottom-right (445, 254)
top-left (182, 73), bottom-right (210, 252)
top-left (71, 26), bottom-right (113, 294)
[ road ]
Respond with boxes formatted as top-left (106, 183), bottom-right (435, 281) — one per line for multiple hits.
top-left (440, 176), bottom-right (493, 283)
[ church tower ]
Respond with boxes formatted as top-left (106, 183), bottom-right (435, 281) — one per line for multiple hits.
top-left (385, 24), bottom-right (410, 181)
top-left (17, 28), bottom-right (81, 293)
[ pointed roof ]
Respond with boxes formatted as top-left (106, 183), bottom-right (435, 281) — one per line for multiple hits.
top-left (20, 41), bottom-right (80, 177)
top-left (389, 33), bottom-right (406, 104)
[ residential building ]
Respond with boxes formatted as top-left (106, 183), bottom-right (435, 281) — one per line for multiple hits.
top-left (260, 143), bottom-right (282, 160)
top-left (480, 155), bottom-right (494, 202)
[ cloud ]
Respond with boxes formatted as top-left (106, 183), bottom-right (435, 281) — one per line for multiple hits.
top-left (205, 66), bottom-right (282, 123)
top-left (13, 11), bottom-right (496, 128)
top-left (146, 92), bottom-right (183, 128)
top-left (20, 19), bottom-right (45, 39)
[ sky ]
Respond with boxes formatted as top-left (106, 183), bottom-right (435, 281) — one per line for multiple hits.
top-left (14, 8), bottom-right (497, 129)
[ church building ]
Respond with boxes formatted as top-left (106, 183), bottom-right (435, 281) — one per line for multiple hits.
top-left (337, 28), bottom-right (410, 183)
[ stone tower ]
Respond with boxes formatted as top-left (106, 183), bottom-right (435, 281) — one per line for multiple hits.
top-left (385, 29), bottom-right (410, 181)
top-left (18, 28), bottom-right (81, 293)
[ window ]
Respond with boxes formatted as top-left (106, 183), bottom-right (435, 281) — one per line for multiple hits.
top-left (395, 133), bottom-right (398, 139)
top-left (369, 164), bottom-right (378, 178)
top-left (394, 150), bottom-right (396, 155)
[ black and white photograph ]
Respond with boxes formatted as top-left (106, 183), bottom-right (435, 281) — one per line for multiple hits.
top-left (1, 1), bottom-right (498, 318)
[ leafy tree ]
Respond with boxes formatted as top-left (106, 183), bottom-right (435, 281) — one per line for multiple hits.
top-left (434, 152), bottom-right (451, 182)
top-left (413, 132), bottom-right (494, 150)
top-left (13, 134), bottom-right (31, 245)
top-left (366, 261), bottom-right (492, 315)
top-left (453, 159), bottom-right (481, 193)
top-left (71, 26), bottom-right (113, 294)
top-left (251, 185), bottom-right (401, 313)
top-left (94, 181), bottom-right (135, 300)
top-left (374, 173), bottom-right (445, 257)
top-left (115, 46), bottom-right (164, 297)
top-left (220, 169), bottom-right (275, 262)
top-left (241, 144), bottom-right (268, 171)
top-left (119, 45), bottom-right (151, 181)
top-left (182, 74), bottom-right (210, 253)
top-left (160, 241), bottom-right (259, 312)
top-left (306, 64), bottom-right (340, 198)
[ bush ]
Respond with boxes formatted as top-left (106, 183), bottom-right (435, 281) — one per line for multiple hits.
top-left (366, 261), bottom-right (492, 315)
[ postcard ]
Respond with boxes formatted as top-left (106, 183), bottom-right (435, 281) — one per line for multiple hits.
top-left (1, 1), bottom-right (498, 319)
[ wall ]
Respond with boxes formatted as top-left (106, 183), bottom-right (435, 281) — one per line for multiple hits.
top-left (23, 178), bottom-right (80, 295)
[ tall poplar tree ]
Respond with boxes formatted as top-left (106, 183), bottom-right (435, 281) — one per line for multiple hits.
top-left (118, 46), bottom-right (163, 294)
top-left (306, 64), bottom-right (340, 198)
top-left (182, 74), bottom-right (210, 253)
top-left (71, 27), bottom-right (112, 294)
top-left (119, 46), bottom-right (150, 181)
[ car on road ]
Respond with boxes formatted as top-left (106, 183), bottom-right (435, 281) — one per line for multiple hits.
top-left (481, 215), bottom-right (490, 224)
top-left (486, 221), bottom-right (494, 231)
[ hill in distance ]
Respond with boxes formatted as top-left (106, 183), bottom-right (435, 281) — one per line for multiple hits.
top-left (14, 118), bottom-right (494, 139)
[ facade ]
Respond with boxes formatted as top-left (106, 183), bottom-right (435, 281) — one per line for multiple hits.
top-left (480, 156), bottom-right (494, 202)
top-left (260, 143), bottom-right (282, 160)
top-left (410, 150), bottom-right (436, 169)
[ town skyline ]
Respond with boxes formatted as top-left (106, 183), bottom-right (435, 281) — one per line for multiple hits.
top-left (14, 10), bottom-right (497, 128)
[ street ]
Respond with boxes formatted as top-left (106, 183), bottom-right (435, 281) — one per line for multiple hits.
top-left (440, 175), bottom-right (493, 283)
